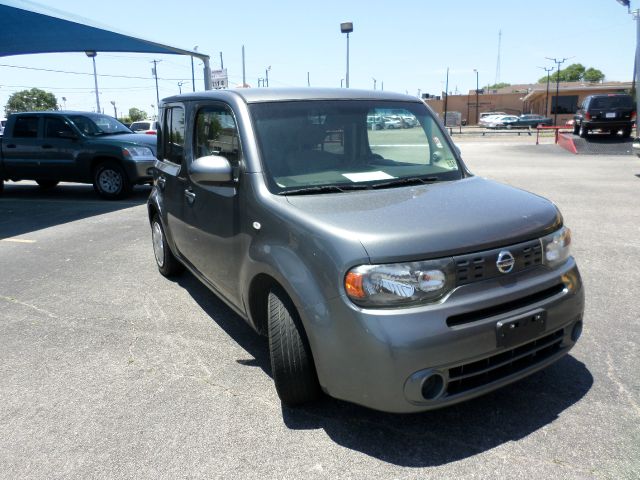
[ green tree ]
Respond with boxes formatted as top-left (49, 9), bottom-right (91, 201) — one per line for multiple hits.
top-left (537, 63), bottom-right (605, 83)
top-left (583, 67), bottom-right (605, 82)
top-left (4, 88), bottom-right (58, 116)
top-left (486, 82), bottom-right (511, 90)
top-left (128, 108), bottom-right (147, 122)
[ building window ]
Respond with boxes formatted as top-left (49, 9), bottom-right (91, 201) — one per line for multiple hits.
top-left (551, 95), bottom-right (579, 114)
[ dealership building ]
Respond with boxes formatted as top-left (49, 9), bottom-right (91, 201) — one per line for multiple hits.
top-left (424, 81), bottom-right (633, 126)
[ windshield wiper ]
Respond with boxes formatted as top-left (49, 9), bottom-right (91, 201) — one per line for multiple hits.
top-left (370, 176), bottom-right (440, 189)
top-left (280, 184), bottom-right (369, 195)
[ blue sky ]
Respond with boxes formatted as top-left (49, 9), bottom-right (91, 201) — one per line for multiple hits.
top-left (0, 0), bottom-right (636, 118)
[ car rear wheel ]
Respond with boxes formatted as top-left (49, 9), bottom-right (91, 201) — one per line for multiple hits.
top-left (622, 127), bottom-right (632, 138)
top-left (36, 179), bottom-right (59, 189)
top-left (573, 123), bottom-right (580, 135)
top-left (151, 215), bottom-right (183, 277)
top-left (93, 161), bottom-right (132, 199)
top-left (579, 123), bottom-right (589, 138)
top-left (268, 287), bottom-right (321, 406)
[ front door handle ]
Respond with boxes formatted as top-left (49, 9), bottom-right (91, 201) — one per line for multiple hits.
top-left (184, 188), bottom-right (196, 204)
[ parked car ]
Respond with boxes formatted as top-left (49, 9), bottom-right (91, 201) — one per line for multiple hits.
top-left (479, 114), bottom-right (508, 127)
top-left (148, 88), bottom-right (584, 413)
top-left (573, 94), bottom-right (635, 138)
top-left (489, 114), bottom-right (553, 129)
top-left (0, 111), bottom-right (156, 198)
top-left (129, 120), bottom-right (158, 135)
top-left (479, 111), bottom-right (507, 119)
top-left (367, 114), bottom-right (385, 130)
top-left (383, 116), bottom-right (403, 129)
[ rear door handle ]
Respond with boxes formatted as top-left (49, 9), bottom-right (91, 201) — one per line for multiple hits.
top-left (184, 188), bottom-right (196, 204)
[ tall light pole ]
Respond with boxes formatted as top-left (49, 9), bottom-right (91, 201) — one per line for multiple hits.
top-left (473, 68), bottom-right (479, 124)
top-left (372, 77), bottom-right (377, 90)
top-left (178, 81), bottom-right (184, 94)
top-left (61, 96), bottom-right (67, 110)
top-left (265, 66), bottom-right (271, 87)
top-left (85, 51), bottom-right (100, 113)
top-left (341, 22), bottom-right (353, 88)
top-left (151, 60), bottom-right (161, 106)
top-left (110, 100), bottom-right (117, 119)
top-left (538, 66), bottom-right (554, 116)
top-left (443, 67), bottom-right (450, 127)
top-left (617, 0), bottom-right (640, 136)
top-left (191, 45), bottom-right (198, 92)
top-left (546, 57), bottom-right (568, 126)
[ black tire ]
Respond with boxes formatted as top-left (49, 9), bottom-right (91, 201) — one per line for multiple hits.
top-left (268, 288), bottom-right (320, 406)
top-left (579, 123), bottom-right (589, 138)
top-left (610, 128), bottom-right (619, 137)
top-left (151, 215), bottom-right (183, 277)
top-left (36, 179), bottom-right (59, 189)
top-left (93, 161), bottom-right (132, 199)
top-left (573, 123), bottom-right (580, 135)
top-left (622, 127), bottom-right (632, 139)
top-left (0, 179), bottom-right (4, 196)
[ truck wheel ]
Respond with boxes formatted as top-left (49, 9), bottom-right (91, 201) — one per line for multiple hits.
top-left (93, 161), bottom-right (132, 199)
top-left (622, 127), bottom-right (632, 138)
top-left (36, 180), bottom-right (59, 189)
top-left (573, 123), bottom-right (579, 135)
top-left (268, 288), bottom-right (320, 406)
top-left (151, 215), bottom-right (183, 277)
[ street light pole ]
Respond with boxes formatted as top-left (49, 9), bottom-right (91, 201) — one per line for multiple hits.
top-left (443, 67), bottom-right (449, 127)
top-left (341, 22), bottom-right (353, 88)
top-left (85, 51), bottom-right (100, 113)
top-left (151, 59), bottom-right (161, 106)
top-left (110, 100), bottom-right (117, 119)
top-left (372, 77), bottom-right (377, 90)
top-left (473, 69), bottom-right (479, 124)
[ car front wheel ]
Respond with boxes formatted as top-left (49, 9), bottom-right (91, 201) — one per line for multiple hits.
top-left (93, 161), bottom-right (132, 199)
top-left (268, 287), bottom-right (321, 406)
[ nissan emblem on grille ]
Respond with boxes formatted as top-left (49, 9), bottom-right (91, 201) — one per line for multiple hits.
top-left (496, 250), bottom-right (515, 273)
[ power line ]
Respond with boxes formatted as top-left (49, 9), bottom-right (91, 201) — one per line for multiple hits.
top-left (0, 63), bottom-right (190, 82)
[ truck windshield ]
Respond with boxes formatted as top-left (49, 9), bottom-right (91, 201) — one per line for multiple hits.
top-left (250, 100), bottom-right (462, 194)
top-left (68, 113), bottom-right (132, 136)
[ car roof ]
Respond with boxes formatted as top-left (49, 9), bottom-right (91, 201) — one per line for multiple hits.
top-left (161, 87), bottom-right (420, 105)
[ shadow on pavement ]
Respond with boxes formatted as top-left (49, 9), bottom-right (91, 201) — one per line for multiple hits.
top-left (177, 271), bottom-right (593, 467)
top-left (0, 182), bottom-right (151, 239)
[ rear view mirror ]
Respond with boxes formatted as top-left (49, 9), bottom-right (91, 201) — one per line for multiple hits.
top-left (190, 155), bottom-right (234, 185)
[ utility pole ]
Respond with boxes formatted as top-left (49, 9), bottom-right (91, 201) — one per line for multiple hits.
top-left (151, 59), bottom-right (161, 106)
top-left (265, 66), bottom-right (271, 87)
top-left (220, 51), bottom-right (224, 69)
top-left (178, 81), bottom-right (184, 94)
top-left (538, 66), bottom-right (554, 116)
top-left (242, 45), bottom-right (246, 87)
top-left (546, 57), bottom-right (568, 126)
top-left (473, 69), bottom-right (479, 124)
top-left (443, 67), bottom-right (450, 127)
top-left (307, 72), bottom-right (310, 87)
top-left (372, 77), bottom-right (377, 90)
top-left (191, 46), bottom-right (198, 92)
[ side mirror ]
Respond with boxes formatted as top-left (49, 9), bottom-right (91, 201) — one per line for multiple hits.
top-left (189, 155), bottom-right (234, 185)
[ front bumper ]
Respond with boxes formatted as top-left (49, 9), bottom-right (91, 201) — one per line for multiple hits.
top-left (302, 259), bottom-right (584, 413)
top-left (123, 159), bottom-right (155, 183)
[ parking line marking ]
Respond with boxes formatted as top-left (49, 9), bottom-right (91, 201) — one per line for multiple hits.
top-left (1, 238), bottom-right (37, 243)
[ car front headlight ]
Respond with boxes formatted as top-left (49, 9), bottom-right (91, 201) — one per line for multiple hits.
top-left (122, 146), bottom-right (155, 160)
top-left (541, 226), bottom-right (572, 267)
top-left (345, 258), bottom-right (455, 308)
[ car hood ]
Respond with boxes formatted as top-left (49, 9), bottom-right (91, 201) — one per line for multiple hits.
top-left (97, 133), bottom-right (157, 153)
top-left (284, 176), bottom-right (562, 262)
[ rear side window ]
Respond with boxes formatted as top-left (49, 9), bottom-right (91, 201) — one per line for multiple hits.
top-left (162, 107), bottom-right (185, 165)
top-left (13, 116), bottom-right (39, 138)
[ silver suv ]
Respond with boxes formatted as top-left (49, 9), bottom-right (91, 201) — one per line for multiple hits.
top-left (148, 89), bottom-right (584, 413)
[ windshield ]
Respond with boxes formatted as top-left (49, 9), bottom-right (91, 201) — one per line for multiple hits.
top-left (250, 100), bottom-right (463, 193)
top-left (68, 114), bottom-right (132, 136)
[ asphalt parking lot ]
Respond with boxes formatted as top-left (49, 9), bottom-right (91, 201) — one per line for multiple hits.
top-left (1, 142), bottom-right (639, 479)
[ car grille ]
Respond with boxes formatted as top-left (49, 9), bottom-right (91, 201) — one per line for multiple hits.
top-left (454, 239), bottom-right (542, 285)
top-left (446, 328), bottom-right (565, 397)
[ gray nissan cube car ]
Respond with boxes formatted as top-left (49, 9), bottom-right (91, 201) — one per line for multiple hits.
top-left (148, 88), bottom-right (584, 413)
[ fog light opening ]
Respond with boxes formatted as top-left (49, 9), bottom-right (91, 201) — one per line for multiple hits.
top-left (571, 320), bottom-right (583, 342)
top-left (421, 373), bottom-right (445, 400)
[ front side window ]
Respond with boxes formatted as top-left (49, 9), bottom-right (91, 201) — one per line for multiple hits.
top-left (250, 100), bottom-right (462, 193)
top-left (44, 117), bottom-right (74, 138)
top-left (194, 106), bottom-right (241, 165)
top-left (162, 106), bottom-right (185, 164)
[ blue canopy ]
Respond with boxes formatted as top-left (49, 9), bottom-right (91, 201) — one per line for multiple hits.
top-left (0, 0), bottom-right (212, 88)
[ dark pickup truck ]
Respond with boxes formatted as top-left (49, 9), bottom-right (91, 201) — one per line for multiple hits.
top-left (0, 111), bottom-right (157, 199)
